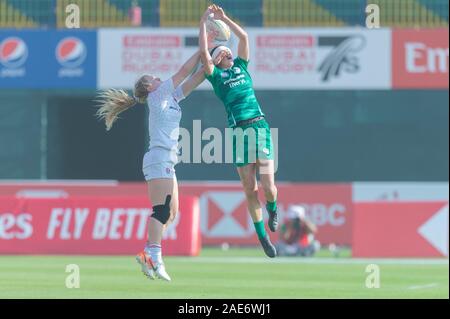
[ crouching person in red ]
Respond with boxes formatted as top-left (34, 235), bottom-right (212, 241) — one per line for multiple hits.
top-left (275, 205), bottom-right (321, 257)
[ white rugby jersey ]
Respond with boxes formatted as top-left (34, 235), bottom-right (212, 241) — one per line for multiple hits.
top-left (146, 78), bottom-right (185, 164)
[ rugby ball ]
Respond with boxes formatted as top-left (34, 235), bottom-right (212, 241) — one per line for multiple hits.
top-left (206, 16), bottom-right (231, 42)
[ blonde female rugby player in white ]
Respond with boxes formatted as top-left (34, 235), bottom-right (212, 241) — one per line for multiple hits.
top-left (96, 51), bottom-right (207, 281)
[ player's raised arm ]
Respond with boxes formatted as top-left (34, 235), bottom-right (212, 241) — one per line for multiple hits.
top-left (199, 7), bottom-right (215, 76)
top-left (181, 68), bottom-right (206, 98)
top-left (211, 5), bottom-right (249, 61)
top-left (172, 50), bottom-right (201, 88)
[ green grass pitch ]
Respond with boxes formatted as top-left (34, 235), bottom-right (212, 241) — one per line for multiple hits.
top-left (0, 247), bottom-right (448, 299)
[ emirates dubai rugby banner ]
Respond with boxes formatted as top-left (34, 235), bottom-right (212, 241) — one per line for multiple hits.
top-left (98, 28), bottom-right (391, 90)
top-left (248, 28), bottom-right (391, 89)
top-left (98, 28), bottom-right (238, 90)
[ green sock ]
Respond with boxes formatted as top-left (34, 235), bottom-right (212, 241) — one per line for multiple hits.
top-left (254, 220), bottom-right (267, 239)
top-left (266, 200), bottom-right (277, 213)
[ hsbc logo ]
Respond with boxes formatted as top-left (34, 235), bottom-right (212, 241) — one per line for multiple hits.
top-left (199, 191), bottom-right (349, 239)
top-left (300, 203), bottom-right (347, 226)
top-left (200, 191), bottom-right (254, 238)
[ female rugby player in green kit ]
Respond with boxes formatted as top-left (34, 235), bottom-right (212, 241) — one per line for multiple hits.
top-left (199, 5), bottom-right (278, 258)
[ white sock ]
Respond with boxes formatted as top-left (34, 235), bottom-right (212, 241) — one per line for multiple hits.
top-left (145, 243), bottom-right (162, 264)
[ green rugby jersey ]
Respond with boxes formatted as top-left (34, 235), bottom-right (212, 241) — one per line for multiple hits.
top-left (205, 57), bottom-right (264, 127)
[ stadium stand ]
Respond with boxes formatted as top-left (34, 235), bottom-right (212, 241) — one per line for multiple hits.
top-left (263, 0), bottom-right (347, 27)
top-left (371, 0), bottom-right (449, 27)
top-left (0, 0), bottom-right (40, 28)
top-left (160, 0), bottom-right (260, 27)
top-left (56, 0), bottom-right (129, 28)
top-left (0, 0), bottom-right (448, 28)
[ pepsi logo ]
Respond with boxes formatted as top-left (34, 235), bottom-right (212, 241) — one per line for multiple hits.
top-left (56, 37), bottom-right (86, 68)
top-left (0, 37), bottom-right (28, 68)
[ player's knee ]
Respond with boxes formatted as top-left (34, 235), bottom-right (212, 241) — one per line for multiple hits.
top-left (243, 184), bottom-right (258, 199)
top-left (262, 182), bottom-right (277, 197)
top-left (151, 195), bottom-right (172, 225)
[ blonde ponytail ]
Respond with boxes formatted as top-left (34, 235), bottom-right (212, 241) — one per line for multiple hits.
top-left (96, 75), bottom-right (152, 131)
top-left (95, 89), bottom-right (138, 131)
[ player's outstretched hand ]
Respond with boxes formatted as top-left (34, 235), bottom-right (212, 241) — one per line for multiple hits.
top-left (201, 6), bottom-right (213, 22)
top-left (211, 4), bottom-right (226, 20)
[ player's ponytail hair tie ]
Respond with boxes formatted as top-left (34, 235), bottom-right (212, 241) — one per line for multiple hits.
top-left (95, 89), bottom-right (138, 131)
top-left (133, 94), bottom-right (148, 104)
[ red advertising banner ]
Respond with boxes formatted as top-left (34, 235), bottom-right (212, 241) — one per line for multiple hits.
top-left (393, 29), bottom-right (449, 89)
top-left (2, 182), bottom-right (450, 254)
top-left (181, 183), bottom-right (353, 246)
top-left (352, 202), bottom-right (449, 257)
top-left (0, 182), bottom-right (353, 246)
top-left (0, 195), bottom-right (200, 255)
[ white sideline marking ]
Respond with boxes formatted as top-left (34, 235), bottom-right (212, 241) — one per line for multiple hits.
top-left (173, 257), bottom-right (449, 265)
top-left (408, 283), bottom-right (439, 290)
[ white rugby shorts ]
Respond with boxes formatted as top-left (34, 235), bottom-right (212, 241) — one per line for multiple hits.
top-left (142, 151), bottom-right (176, 181)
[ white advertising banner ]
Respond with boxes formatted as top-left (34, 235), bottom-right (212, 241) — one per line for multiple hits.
top-left (98, 28), bottom-right (391, 90)
top-left (98, 28), bottom-right (238, 90)
top-left (248, 28), bottom-right (391, 89)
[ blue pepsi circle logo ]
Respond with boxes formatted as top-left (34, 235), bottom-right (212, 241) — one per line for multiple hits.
top-left (0, 37), bottom-right (28, 68)
top-left (56, 37), bottom-right (86, 68)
